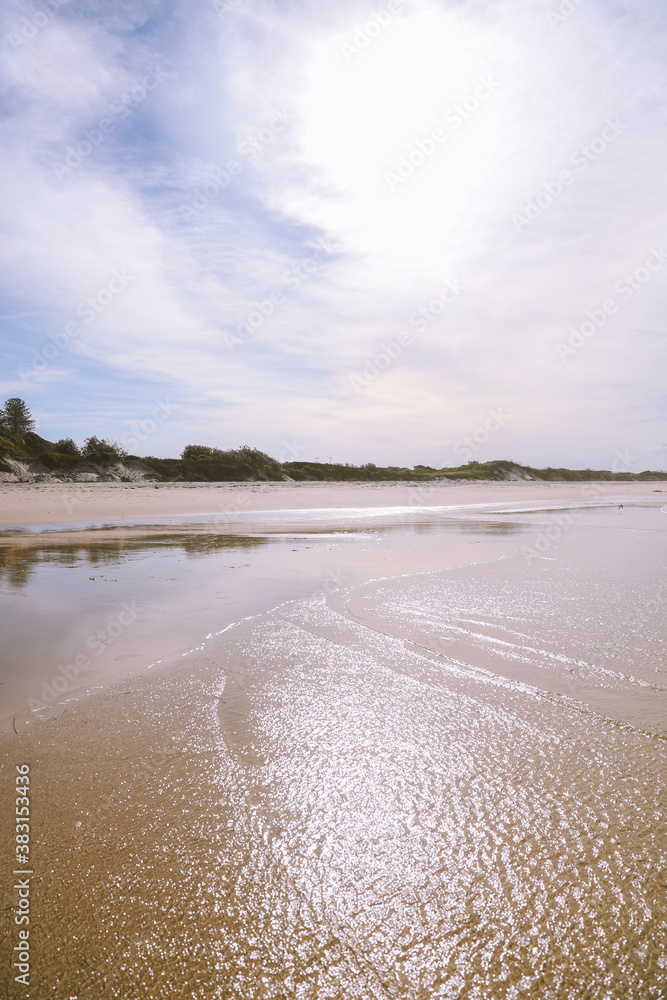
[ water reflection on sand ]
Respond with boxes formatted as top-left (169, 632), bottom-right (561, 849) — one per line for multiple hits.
top-left (0, 531), bottom-right (269, 590)
top-left (0, 519), bottom-right (522, 734)
top-left (0, 502), bottom-right (665, 998)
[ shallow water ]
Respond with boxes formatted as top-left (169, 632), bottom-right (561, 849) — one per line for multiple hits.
top-left (0, 518), bottom-right (521, 733)
top-left (0, 500), bottom-right (665, 999)
top-left (335, 518), bottom-right (667, 734)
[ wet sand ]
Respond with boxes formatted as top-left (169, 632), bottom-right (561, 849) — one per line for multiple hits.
top-left (0, 519), bottom-right (523, 735)
top-left (2, 612), bottom-right (664, 998)
top-left (0, 485), bottom-right (665, 998)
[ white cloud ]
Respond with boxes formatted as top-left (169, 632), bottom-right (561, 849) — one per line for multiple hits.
top-left (0, 0), bottom-right (665, 467)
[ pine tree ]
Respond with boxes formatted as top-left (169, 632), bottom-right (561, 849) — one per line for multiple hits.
top-left (0, 398), bottom-right (36, 435)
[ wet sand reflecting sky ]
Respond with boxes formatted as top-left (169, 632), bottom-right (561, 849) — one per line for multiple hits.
top-left (0, 517), bottom-right (522, 734)
top-left (0, 501), bottom-right (665, 998)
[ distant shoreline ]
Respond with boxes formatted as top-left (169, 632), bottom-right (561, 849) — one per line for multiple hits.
top-left (0, 479), bottom-right (662, 529)
top-left (2, 430), bottom-right (666, 485)
top-left (2, 454), bottom-right (666, 486)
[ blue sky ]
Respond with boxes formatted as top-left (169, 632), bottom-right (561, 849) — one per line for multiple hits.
top-left (1, 0), bottom-right (666, 469)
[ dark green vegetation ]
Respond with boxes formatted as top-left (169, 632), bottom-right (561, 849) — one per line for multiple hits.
top-left (0, 397), bottom-right (36, 435)
top-left (1, 400), bottom-right (666, 482)
top-left (0, 428), bottom-right (129, 475)
top-left (0, 429), bottom-right (58, 471)
top-left (0, 399), bottom-right (130, 474)
top-left (1, 431), bottom-right (666, 483)
top-left (281, 458), bottom-right (667, 482)
top-left (143, 447), bottom-right (283, 483)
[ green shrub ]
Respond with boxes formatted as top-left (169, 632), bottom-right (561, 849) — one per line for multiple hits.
top-left (38, 451), bottom-right (82, 471)
top-left (177, 445), bottom-right (283, 480)
top-left (181, 444), bottom-right (215, 459)
top-left (54, 437), bottom-right (80, 456)
top-left (82, 436), bottom-right (127, 463)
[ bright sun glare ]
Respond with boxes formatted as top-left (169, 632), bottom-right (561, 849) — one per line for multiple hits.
top-left (293, 8), bottom-right (503, 277)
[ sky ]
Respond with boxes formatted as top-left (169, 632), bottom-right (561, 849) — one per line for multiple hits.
top-left (0, 0), bottom-right (666, 470)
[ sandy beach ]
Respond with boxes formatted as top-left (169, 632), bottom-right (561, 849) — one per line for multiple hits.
top-left (0, 478), bottom-right (662, 527)
top-left (1, 482), bottom-right (665, 998)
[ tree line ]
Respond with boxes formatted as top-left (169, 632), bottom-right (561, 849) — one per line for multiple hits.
top-left (0, 398), bottom-right (127, 460)
top-left (3, 397), bottom-right (665, 482)
top-left (0, 398), bottom-right (282, 475)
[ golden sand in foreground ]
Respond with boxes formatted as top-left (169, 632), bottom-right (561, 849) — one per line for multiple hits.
top-left (1, 590), bottom-right (664, 998)
top-left (1, 482), bottom-right (665, 997)
top-left (0, 478), bottom-right (661, 526)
